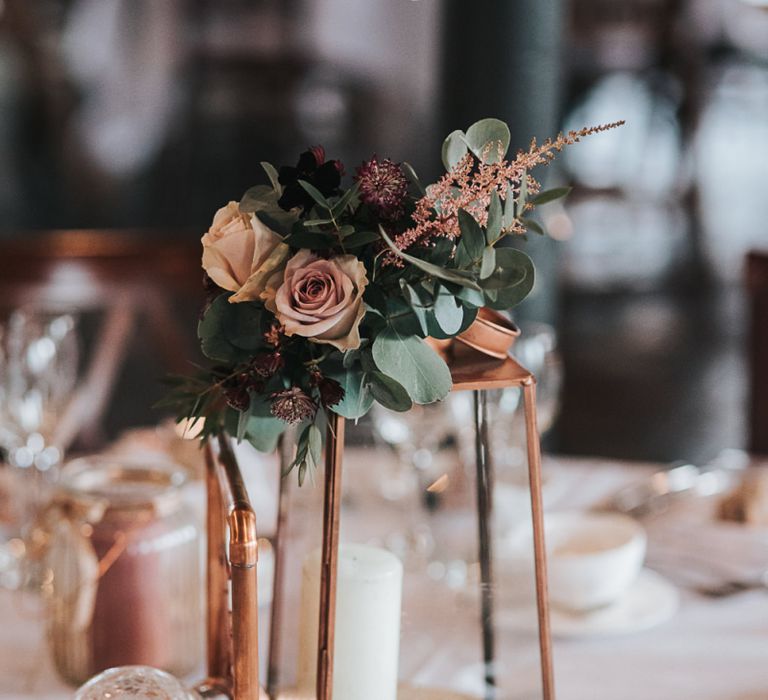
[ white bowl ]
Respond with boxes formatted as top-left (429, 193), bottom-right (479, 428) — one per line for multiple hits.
top-left (504, 511), bottom-right (647, 612)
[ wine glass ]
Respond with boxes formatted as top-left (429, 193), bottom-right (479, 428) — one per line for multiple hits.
top-left (370, 402), bottom-right (468, 581)
top-left (0, 306), bottom-right (79, 588)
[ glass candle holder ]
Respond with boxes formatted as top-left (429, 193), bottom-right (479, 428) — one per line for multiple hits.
top-left (38, 455), bottom-right (203, 685)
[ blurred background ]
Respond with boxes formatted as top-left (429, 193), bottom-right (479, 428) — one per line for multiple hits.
top-left (0, 0), bottom-right (765, 464)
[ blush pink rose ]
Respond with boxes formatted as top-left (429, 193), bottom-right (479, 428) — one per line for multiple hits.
top-left (202, 201), bottom-right (289, 303)
top-left (265, 250), bottom-right (368, 351)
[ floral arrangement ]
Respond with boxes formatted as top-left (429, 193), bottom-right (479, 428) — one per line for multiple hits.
top-left (165, 118), bottom-right (622, 481)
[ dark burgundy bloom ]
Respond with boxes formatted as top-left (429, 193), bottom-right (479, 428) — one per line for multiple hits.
top-left (317, 376), bottom-right (344, 408)
top-left (355, 156), bottom-right (408, 220)
top-left (224, 383), bottom-right (250, 412)
top-left (249, 352), bottom-right (284, 380)
top-left (270, 387), bottom-right (317, 424)
top-left (278, 147), bottom-right (343, 213)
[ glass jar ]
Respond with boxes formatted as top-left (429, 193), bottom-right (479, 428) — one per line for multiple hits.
top-left (38, 455), bottom-right (202, 685)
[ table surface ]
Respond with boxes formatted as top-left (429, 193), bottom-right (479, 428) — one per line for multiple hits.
top-left (1, 452), bottom-right (766, 700)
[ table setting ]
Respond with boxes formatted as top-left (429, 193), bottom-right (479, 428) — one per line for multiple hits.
top-left (1, 115), bottom-right (766, 700)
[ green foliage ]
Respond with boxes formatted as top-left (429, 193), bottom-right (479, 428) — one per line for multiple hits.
top-left (442, 129), bottom-right (468, 170)
top-left (455, 209), bottom-right (485, 267)
top-left (481, 248), bottom-right (535, 310)
top-left (367, 371), bottom-right (412, 412)
top-left (530, 187), bottom-right (572, 206)
top-left (379, 226), bottom-right (481, 291)
top-left (463, 118), bottom-right (510, 164)
top-left (198, 295), bottom-right (264, 363)
top-left (372, 328), bottom-right (452, 404)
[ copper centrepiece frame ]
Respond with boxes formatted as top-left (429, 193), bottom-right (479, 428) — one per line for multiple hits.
top-left (202, 353), bottom-right (554, 700)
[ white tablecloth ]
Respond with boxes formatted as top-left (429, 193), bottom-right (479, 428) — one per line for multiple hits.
top-left (1, 455), bottom-right (767, 700)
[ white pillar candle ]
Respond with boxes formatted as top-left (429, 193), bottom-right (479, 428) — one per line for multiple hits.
top-left (297, 543), bottom-right (403, 700)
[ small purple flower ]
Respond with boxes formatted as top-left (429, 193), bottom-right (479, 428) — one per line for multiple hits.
top-left (355, 156), bottom-right (409, 220)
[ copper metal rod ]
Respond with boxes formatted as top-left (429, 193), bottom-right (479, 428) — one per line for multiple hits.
top-left (218, 435), bottom-right (261, 700)
top-left (317, 413), bottom-right (345, 700)
top-left (203, 442), bottom-right (232, 686)
top-left (522, 380), bottom-right (555, 700)
top-left (268, 433), bottom-right (295, 699)
top-left (473, 390), bottom-right (496, 700)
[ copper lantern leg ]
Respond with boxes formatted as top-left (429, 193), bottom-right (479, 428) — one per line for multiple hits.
top-left (522, 380), bottom-right (555, 700)
top-left (268, 432), bottom-right (294, 700)
top-left (317, 412), bottom-right (345, 700)
top-left (473, 390), bottom-right (496, 700)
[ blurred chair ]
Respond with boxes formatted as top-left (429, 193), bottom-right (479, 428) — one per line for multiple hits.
top-left (0, 229), bottom-right (202, 451)
top-left (747, 250), bottom-right (768, 455)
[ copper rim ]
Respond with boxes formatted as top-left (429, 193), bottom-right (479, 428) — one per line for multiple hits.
top-left (456, 307), bottom-right (520, 359)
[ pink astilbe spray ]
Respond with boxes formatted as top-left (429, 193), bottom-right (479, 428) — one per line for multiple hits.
top-left (386, 121), bottom-right (624, 265)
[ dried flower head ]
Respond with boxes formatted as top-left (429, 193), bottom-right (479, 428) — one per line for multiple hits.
top-left (224, 383), bottom-right (251, 412)
top-left (249, 352), bottom-right (284, 380)
top-left (355, 156), bottom-right (409, 220)
top-left (310, 369), bottom-right (345, 408)
top-left (270, 387), bottom-right (317, 424)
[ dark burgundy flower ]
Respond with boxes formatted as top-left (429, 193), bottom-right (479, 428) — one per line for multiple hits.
top-left (309, 368), bottom-right (345, 408)
top-left (249, 352), bottom-right (284, 380)
top-left (270, 387), bottom-right (317, 424)
top-left (355, 156), bottom-right (408, 220)
top-left (278, 147), bottom-right (343, 213)
top-left (224, 384), bottom-right (250, 412)
top-left (317, 376), bottom-right (344, 408)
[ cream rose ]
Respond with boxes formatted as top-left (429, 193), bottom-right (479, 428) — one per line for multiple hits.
top-left (265, 250), bottom-right (368, 351)
top-left (201, 201), bottom-right (289, 303)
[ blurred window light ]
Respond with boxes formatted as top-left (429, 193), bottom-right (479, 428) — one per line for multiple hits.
top-left (724, 0), bottom-right (768, 58)
top-left (561, 195), bottom-right (688, 291)
top-left (562, 73), bottom-right (682, 198)
top-left (694, 64), bottom-right (768, 280)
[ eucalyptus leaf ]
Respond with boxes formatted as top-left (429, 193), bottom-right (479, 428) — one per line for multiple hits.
top-left (503, 184), bottom-right (517, 228)
top-left (330, 184), bottom-right (359, 218)
top-left (308, 424), bottom-right (322, 469)
top-left (480, 247), bottom-right (496, 279)
top-left (483, 248), bottom-right (535, 310)
top-left (378, 226), bottom-right (481, 291)
top-left (303, 218), bottom-right (333, 227)
top-left (240, 185), bottom-right (275, 212)
top-left (402, 161), bottom-right (426, 196)
top-left (516, 171), bottom-right (528, 218)
top-left (442, 129), bottom-right (469, 171)
top-left (432, 287), bottom-right (463, 335)
top-left (486, 190), bottom-right (503, 244)
top-left (245, 414), bottom-right (284, 453)
top-left (254, 209), bottom-right (298, 236)
top-left (330, 367), bottom-right (374, 419)
top-left (463, 118), bottom-right (511, 164)
top-left (343, 230), bottom-right (381, 249)
top-left (400, 281), bottom-right (429, 336)
top-left (530, 186), bottom-right (571, 206)
top-left (456, 209), bottom-right (485, 265)
top-left (198, 295), bottom-right (249, 362)
top-left (427, 303), bottom-right (478, 339)
top-left (367, 371), bottom-right (412, 412)
top-left (236, 405), bottom-right (250, 443)
top-left (454, 285), bottom-right (486, 308)
top-left (522, 218), bottom-right (545, 235)
top-left (298, 180), bottom-right (331, 210)
top-left (372, 328), bottom-right (452, 404)
top-left (261, 162), bottom-right (282, 193)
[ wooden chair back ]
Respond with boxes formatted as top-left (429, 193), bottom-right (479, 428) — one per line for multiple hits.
top-left (0, 229), bottom-right (203, 451)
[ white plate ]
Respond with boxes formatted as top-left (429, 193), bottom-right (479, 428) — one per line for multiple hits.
top-left (498, 568), bottom-right (679, 638)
